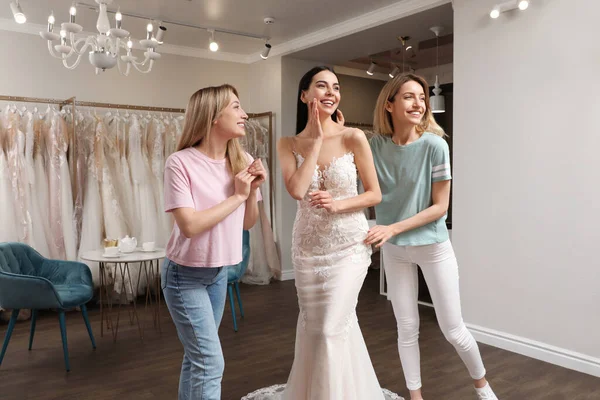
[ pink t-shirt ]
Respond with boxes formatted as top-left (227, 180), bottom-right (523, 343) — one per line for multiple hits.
top-left (164, 147), bottom-right (261, 267)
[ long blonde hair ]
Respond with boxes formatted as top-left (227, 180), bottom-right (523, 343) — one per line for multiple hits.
top-left (177, 84), bottom-right (248, 175)
top-left (373, 73), bottom-right (445, 137)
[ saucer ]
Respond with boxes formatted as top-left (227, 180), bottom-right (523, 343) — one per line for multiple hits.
top-left (102, 253), bottom-right (121, 258)
top-left (140, 247), bottom-right (161, 253)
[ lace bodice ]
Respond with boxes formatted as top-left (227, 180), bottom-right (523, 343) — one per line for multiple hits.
top-left (291, 152), bottom-right (371, 267)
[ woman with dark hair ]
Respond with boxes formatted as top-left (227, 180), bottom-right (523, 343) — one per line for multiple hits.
top-left (242, 67), bottom-right (401, 399)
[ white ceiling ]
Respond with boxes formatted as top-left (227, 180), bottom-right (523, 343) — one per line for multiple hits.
top-left (289, 3), bottom-right (454, 72)
top-left (0, 0), bottom-right (439, 55)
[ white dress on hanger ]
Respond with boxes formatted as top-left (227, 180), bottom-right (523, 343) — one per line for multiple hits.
top-left (117, 115), bottom-right (137, 238)
top-left (32, 115), bottom-right (53, 257)
top-left (96, 118), bottom-right (127, 241)
top-left (240, 120), bottom-right (281, 284)
top-left (77, 114), bottom-right (104, 287)
top-left (98, 116), bottom-right (140, 298)
top-left (129, 115), bottom-right (158, 245)
top-left (23, 112), bottom-right (50, 257)
top-left (149, 117), bottom-right (169, 247)
top-left (56, 113), bottom-right (77, 261)
top-left (242, 161), bottom-right (281, 284)
top-left (3, 108), bottom-right (32, 245)
top-left (127, 114), bottom-right (143, 240)
top-left (107, 113), bottom-right (135, 237)
top-left (0, 142), bottom-right (18, 243)
top-left (242, 152), bottom-right (402, 400)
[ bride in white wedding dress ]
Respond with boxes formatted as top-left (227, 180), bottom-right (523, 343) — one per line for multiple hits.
top-left (243, 67), bottom-right (402, 400)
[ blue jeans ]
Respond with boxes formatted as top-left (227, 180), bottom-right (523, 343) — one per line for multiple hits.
top-left (161, 259), bottom-right (227, 400)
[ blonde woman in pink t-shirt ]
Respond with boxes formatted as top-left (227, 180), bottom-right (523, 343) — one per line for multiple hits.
top-left (162, 84), bottom-right (265, 400)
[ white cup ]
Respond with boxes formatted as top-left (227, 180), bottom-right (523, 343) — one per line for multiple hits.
top-left (104, 247), bottom-right (118, 256)
top-left (142, 242), bottom-right (155, 251)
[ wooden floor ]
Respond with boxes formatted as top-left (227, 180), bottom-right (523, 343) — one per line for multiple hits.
top-left (1, 269), bottom-right (598, 400)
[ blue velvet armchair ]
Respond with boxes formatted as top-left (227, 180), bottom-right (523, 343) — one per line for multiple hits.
top-left (0, 242), bottom-right (96, 372)
top-left (226, 230), bottom-right (250, 332)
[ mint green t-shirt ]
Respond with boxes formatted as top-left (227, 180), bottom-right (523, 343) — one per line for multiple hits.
top-left (369, 133), bottom-right (451, 246)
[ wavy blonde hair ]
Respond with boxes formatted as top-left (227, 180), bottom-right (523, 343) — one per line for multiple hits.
top-left (373, 73), bottom-right (445, 137)
top-left (177, 84), bottom-right (248, 175)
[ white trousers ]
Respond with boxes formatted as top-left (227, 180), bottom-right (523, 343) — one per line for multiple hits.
top-left (382, 240), bottom-right (486, 390)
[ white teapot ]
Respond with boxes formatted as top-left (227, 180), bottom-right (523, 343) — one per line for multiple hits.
top-left (118, 235), bottom-right (137, 253)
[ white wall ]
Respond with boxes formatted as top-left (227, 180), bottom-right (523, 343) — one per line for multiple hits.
top-left (336, 74), bottom-right (385, 126)
top-left (246, 56), bottom-right (283, 262)
top-left (0, 30), bottom-right (249, 107)
top-left (453, 0), bottom-right (600, 374)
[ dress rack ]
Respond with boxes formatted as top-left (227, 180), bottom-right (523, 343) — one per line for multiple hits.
top-left (1, 95), bottom-right (275, 229)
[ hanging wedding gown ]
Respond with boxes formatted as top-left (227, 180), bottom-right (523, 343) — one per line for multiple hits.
top-left (23, 112), bottom-right (50, 257)
top-left (71, 112), bottom-right (87, 250)
top-left (148, 116), bottom-right (169, 247)
top-left (243, 152), bottom-right (402, 400)
top-left (106, 113), bottom-right (135, 237)
top-left (242, 161), bottom-right (281, 284)
top-left (97, 116), bottom-right (139, 298)
top-left (33, 115), bottom-right (54, 257)
top-left (77, 114), bottom-right (104, 287)
top-left (96, 116), bottom-right (128, 241)
top-left (0, 120), bottom-right (18, 243)
top-left (57, 113), bottom-right (77, 261)
top-left (116, 114), bottom-right (137, 239)
top-left (240, 120), bottom-right (281, 284)
top-left (3, 108), bottom-right (32, 246)
top-left (44, 109), bottom-right (76, 260)
top-left (129, 114), bottom-right (158, 245)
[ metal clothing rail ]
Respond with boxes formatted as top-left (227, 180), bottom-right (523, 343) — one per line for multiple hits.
top-left (73, 100), bottom-right (185, 114)
top-left (0, 95), bottom-right (71, 106)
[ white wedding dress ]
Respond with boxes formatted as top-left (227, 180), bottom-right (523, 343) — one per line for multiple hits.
top-left (243, 152), bottom-right (402, 400)
top-left (78, 115), bottom-right (104, 287)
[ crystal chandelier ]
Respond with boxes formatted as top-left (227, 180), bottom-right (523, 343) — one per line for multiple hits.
top-left (39, 0), bottom-right (165, 75)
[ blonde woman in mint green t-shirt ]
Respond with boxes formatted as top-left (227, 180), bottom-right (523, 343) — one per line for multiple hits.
top-left (365, 74), bottom-right (498, 400)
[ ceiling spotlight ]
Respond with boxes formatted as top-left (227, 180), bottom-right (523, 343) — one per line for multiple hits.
top-left (389, 66), bottom-right (400, 79)
top-left (10, 1), bottom-right (26, 24)
top-left (208, 31), bottom-right (219, 51)
top-left (490, 0), bottom-right (530, 19)
top-left (366, 62), bottom-right (376, 76)
top-left (208, 30), bottom-right (218, 52)
top-left (260, 43), bottom-right (272, 60)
